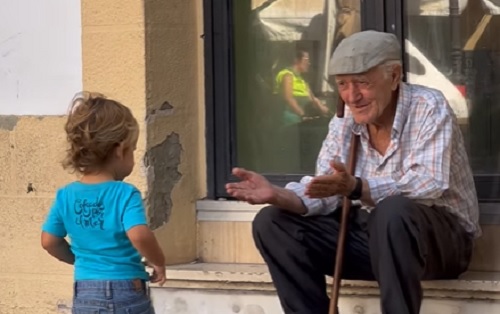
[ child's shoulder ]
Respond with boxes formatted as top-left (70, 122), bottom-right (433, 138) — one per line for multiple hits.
top-left (111, 181), bottom-right (141, 195)
top-left (56, 181), bottom-right (140, 196)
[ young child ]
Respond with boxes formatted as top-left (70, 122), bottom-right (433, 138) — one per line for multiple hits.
top-left (41, 92), bottom-right (165, 314)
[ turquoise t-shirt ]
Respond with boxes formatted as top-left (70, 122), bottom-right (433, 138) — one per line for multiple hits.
top-left (42, 181), bottom-right (149, 281)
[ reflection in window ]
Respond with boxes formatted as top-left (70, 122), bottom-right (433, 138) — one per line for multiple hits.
top-left (406, 0), bottom-right (500, 173)
top-left (234, 0), bottom-right (361, 174)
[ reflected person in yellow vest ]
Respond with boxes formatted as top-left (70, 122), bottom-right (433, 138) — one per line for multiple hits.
top-left (274, 50), bottom-right (330, 126)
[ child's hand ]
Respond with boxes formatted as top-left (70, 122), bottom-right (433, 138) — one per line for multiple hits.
top-left (150, 264), bottom-right (167, 286)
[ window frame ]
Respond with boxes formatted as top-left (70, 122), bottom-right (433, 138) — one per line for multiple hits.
top-left (204, 0), bottom-right (500, 202)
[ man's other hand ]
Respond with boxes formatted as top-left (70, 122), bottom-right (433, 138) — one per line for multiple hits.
top-left (226, 168), bottom-right (276, 205)
top-left (305, 160), bottom-right (356, 198)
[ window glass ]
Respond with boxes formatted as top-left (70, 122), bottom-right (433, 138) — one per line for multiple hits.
top-left (406, 0), bottom-right (500, 173)
top-left (233, 0), bottom-right (361, 174)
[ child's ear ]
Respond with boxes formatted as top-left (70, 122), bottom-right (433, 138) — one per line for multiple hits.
top-left (114, 142), bottom-right (126, 159)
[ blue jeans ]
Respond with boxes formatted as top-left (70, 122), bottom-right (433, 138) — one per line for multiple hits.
top-left (72, 279), bottom-right (155, 314)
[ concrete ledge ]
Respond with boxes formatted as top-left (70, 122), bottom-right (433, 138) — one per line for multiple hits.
top-left (197, 199), bottom-right (500, 224)
top-left (196, 200), bottom-right (264, 222)
top-left (153, 263), bottom-right (500, 301)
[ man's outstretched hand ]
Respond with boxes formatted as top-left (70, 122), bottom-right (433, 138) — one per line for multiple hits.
top-left (226, 168), bottom-right (276, 205)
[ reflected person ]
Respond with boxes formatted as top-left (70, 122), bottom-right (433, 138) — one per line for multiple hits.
top-left (274, 49), bottom-right (330, 126)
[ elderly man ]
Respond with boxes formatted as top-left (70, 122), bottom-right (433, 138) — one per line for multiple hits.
top-left (226, 30), bottom-right (480, 314)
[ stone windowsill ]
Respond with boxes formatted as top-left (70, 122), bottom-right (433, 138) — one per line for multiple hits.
top-left (196, 199), bottom-right (500, 224)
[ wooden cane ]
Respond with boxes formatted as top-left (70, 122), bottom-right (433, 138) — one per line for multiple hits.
top-left (328, 97), bottom-right (360, 314)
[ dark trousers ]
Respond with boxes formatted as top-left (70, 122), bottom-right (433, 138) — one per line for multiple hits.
top-left (252, 195), bottom-right (473, 314)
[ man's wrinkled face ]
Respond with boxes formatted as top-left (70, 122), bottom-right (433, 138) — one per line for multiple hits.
top-left (334, 63), bottom-right (401, 125)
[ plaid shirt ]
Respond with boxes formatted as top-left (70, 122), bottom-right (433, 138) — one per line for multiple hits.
top-left (286, 83), bottom-right (481, 237)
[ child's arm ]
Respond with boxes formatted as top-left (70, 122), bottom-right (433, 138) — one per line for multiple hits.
top-left (41, 232), bottom-right (75, 265)
top-left (123, 188), bottom-right (165, 266)
top-left (41, 191), bottom-right (72, 264)
top-left (127, 226), bottom-right (165, 266)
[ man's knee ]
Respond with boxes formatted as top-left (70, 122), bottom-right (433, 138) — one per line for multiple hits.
top-left (252, 206), bottom-right (295, 252)
top-left (369, 195), bottom-right (415, 233)
top-left (252, 206), bottom-right (300, 238)
top-left (253, 206), bottom-right (283, 236)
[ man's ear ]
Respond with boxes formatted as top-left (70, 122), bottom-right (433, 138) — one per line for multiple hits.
top-left (391, 64), bottom-right (402, 90)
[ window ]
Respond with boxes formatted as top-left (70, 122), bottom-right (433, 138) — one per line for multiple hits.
top-left (404, 0), bottom-right (500, 201)
top-left (205, 0), bottom-right (500, 202)
top-left (233, 0), bottom-right (361, 175)
top-left (205, 0), bottom-right (379, 197)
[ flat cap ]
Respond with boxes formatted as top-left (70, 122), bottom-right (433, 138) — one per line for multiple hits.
top-left (328, 30), bottom-right (401, 75)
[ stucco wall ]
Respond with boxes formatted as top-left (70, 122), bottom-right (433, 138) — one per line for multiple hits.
top-left (142, 0), bottom-right (205, 262)
top-left (0, 117), bottom-right (75, 313)
top-left (0, 0), bottom-right (204, 312)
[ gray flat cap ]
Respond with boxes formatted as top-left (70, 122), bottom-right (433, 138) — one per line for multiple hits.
top-left (328, 30), bottom-right (401, 75)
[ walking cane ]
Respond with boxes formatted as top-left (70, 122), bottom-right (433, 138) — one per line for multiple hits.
top-left (328, 97), bottom-right (360, 314)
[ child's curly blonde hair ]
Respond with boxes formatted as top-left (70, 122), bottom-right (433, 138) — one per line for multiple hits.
top-left (63, 91), bottom-right (139, 174)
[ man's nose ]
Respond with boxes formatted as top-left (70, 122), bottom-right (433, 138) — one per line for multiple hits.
top-left (343, 85), bottom-right (362, 104)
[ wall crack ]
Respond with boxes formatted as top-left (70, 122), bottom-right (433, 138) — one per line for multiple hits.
top-left (144, 132), bottom-right (183, 230)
